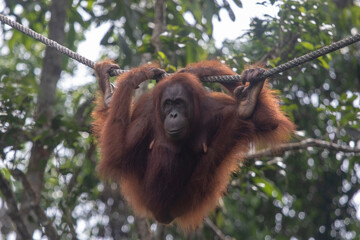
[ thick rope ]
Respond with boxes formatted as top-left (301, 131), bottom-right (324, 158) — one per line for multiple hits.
top-left (1, 13), bottom-right (360, 82)
top-left (0, 14), bottom-right (125, 75)
top-left (203, 33), bottom-right (360, 83)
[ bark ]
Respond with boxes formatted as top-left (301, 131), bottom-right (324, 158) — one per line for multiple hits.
top-left (11, 170), bottom-right (59, 240)
top-left (0, 173), bottom-right (31, 240)
top-left (245, 138), bottom-right (360, 162)
top-left (134, 0), bottom-right (166, 100)
top-left (204, 217), bottom-right (227, 240)
top-left (19, 0), bottom-right (68, 236)
top-left (25, 0), bottom-right (68, 204)
top-left (135, 217), bottom-right (154, 240)
top-left (151, 0), bottom-right (166, 53)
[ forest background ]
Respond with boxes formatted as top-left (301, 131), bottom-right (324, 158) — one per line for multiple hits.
top-left (0, 0), bottom-right (360, 239)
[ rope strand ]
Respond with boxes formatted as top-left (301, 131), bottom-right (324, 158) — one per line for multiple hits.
top-left (202, 33), bottom-right (360, 83)
top-left (1, 13), bottom-right (360, 82)
top-left (0, 14), bottom-right (96, 69)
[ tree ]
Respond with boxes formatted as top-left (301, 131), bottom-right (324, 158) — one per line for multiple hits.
top-left (0, 0), bottom-right (359, 239)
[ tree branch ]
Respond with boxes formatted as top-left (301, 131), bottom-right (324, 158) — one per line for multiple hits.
top-left (23, 1), bottom-right (69, 233)
top-left (0, 172), bottom-right (31, 240)
top-left (74, 97), bottom-right (95, 127)
top-left (64, 208), bottom-right (77, 240)
top-left (10, 169), bottom-right (60, 240)
top-left (135, 0), bottom-right (166, 101)
top-left (135, 217), bottom-right (153, 240)
top-left (151, 0), bottom-right (166, 52)
top-left (204, 217), bottom-right (227, 240)
top-left (245, 138), bottom-right (360, 161)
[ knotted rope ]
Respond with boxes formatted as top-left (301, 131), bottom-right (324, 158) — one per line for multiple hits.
top-left (1, 14), bottom-right (360, 82)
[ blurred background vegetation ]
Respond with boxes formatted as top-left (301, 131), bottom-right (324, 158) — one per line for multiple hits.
top-left (0, 0), bottom-right (360, 239)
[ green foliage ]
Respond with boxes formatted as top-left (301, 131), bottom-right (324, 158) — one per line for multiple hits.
top-left (1, 0), bottom-right (360, 239)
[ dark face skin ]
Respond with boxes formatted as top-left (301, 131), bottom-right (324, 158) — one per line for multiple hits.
top-left (161, 84), bottom-right (192, 141)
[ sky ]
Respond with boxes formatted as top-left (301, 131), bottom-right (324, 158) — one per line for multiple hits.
top-left (57, 2), bottom-right (279, 236)
top-left (2, 0), bottom-right (360, 237)
top-left (59, 1), bottom-right (279, 89)
top-left (55, 0), bottom-right (358, 233)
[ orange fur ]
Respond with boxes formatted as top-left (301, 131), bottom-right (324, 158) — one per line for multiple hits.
top-left (92, 60), bottom-right (295, 231)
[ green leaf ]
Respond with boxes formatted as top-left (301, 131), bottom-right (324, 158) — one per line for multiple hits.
top-left (157, 51), bottom-right (166, 60)
top-left (0, 168), bottom-right (11, 181)
top-left (216, 213), bottom-right (224, 227)
top-left (253, 177), bottom-right (283, 202)
top-left (318, 56), bottom-right (329, 69)
top-left (300, 41), bottom-right (314, 50)
top-left (299, 6), bottom-right (306, 13)
top-left (340, 93), bottom-right (348, 101)
top-left (269, 57), bottom-right (281, 67)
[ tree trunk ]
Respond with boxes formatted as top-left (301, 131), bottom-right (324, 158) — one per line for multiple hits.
top-left (20, 0), bottom-right (68, 237)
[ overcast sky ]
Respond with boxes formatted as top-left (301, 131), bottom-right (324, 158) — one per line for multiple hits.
top-left (59, 1), bottom-right (279, 89)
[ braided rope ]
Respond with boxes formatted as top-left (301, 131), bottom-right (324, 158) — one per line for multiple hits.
top-left (202, 33), bottom-right (360, 82)
top-left (0, 14), bottom-right (97, 69)
top-left (1, 13), bottom-right (360, 82)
